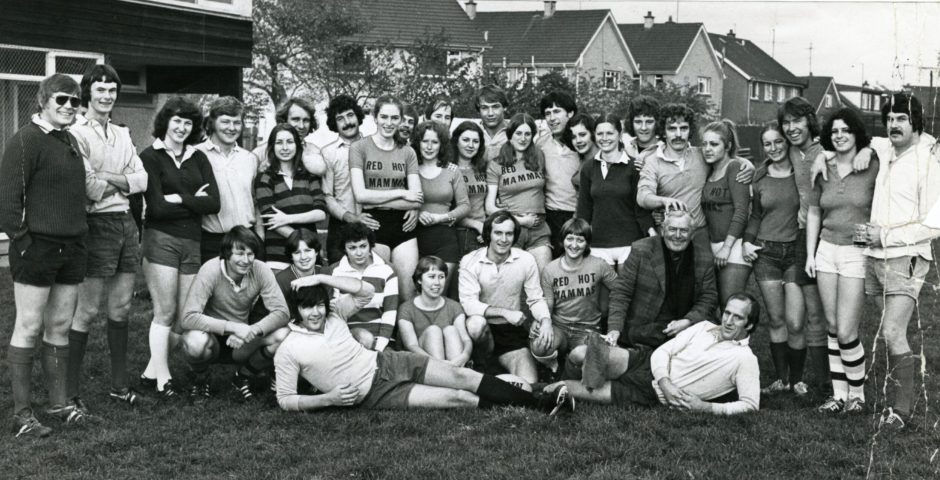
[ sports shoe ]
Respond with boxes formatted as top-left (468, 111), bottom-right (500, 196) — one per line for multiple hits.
top-left (761, 379), bottom-right (790, 395)
top-left (47, 404), bottom-right (89, 425)
top-left (232, 372), bottom-right (254, 401)
top-left (844, 397), bottom-right (866, 415)
top-left (792, 381), bottom-right (809, 396)
top-left (12, 412), bottom-right (52, 439)
top-left (816, 396), bottom-right (844, 414)
top-left (139, 375), bottom-right (157, 390)
top-left (548, 385), bottom-right (575, 416)
top-left (880, 407), bottom-right (905, 432)
top-left (110, 388), bottom-right (150, 406)
top-left (158, 379), bottom-right (182, 400)
top-left (70, 396), bottom-right (89, 412)
top-left (189, 377), bottom-right (211, 401)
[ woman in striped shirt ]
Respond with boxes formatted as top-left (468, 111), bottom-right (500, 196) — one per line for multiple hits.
top-left (254, 124), bottom-right (327, 270)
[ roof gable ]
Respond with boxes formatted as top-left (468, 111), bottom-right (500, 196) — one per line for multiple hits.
top-left (618, 22), bottom-right (701, 73)
top-left (345, 0), bottom-right (485, 50)
top-left (797, 76), bottom-right (842, 111)
top-left (709, 33), bottom-right (802, 86)
top-left (476, 9), bottom-right (611, 65)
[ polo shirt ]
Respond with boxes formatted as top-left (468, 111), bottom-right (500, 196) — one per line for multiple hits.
top-left (458, 247), bottom-right (551, 323)
top-left (637, 145), bottom-right (709, 229)
top-left (807, 159), bottom-right (879, 245)
top-left (536, 133), bottom-right (580, 212)
top-left (482, 122), bottom-right (508, 162)
top-left (197, 140), bottom-right (259, 233)
top-left (71, 114), bottom-right (148, 214)
top-left (788, 140), bottom-right (825, 228)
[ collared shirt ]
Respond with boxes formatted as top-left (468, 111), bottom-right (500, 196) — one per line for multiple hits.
top-left (788, 140), bottom-right (824, 228)
top-left (637, 144), bottom-right (709, 229)
top-left (458, 247), bottom-right (551, 322)
top-left (151, 138), bottom-right (199, 165)
top-left (197, 139), bottom-right (259, 233)
top-left (329, 252), bottom-right (399, 344)
top-left (273, 289), bottom-right (378, 411)
top-left (807, 159), bottom-right (879, 245)
top-left (537, 133), bottom-right (581, 212)
top-left (70, 114), bottom-right (147, 213)
top-left (321, 136), bottom-right (361, 220)
top-left (867, 135), bottom-right (940, 260)
top-left (482, 122), bottom-right (508, 162)
top-left (650, 321), bottom-right (760, 415)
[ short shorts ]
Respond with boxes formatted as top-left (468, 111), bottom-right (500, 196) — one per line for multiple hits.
top-left (752, 239), bottom-right (805, 285)
top-left (142, 228), bottom-right (201, 275)
top-left (85, 212), bottom-right (141, 277)
top-left (359, 350), bottom-right (429, 409)
top-left (417, 223), bottom-right (460, 263)
top-left (865, 255), bottom-right (930, 300)
top-left (610, 347), bottom-right (658, 407)
top-left (490, 321), bottom-right (532, 358)
top-left (710, 239), bottom-right (750, 267)
top-left (9, 234), bottom-right (86, 286)
top-left (515, 220), bottom-right (551, 251)
top-left (367, 209), bottom-right (418, 250)
top-left (815, 239), bottom-right (866, 279)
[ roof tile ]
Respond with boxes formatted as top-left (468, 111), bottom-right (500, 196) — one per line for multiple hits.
top-left (346, 0), bottom-right (486, 49)
top-left (475, 10), bottom-right (610, 65)
top-left (709, 33), bottom-right (802, 86)
top-left (618, 22), bottom-right (701, 73)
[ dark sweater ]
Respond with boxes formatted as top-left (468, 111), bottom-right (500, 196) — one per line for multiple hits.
top-left (576, 159), bottom-right (653, 248)
top-left (0, 124), bottom-right (88, 241)
top-left (140, 145), bottom-right (220, 241)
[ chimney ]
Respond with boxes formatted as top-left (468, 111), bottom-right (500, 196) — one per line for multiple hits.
top-left (727, 29), bottom-right (736, 39)
top-left (465, 0), bottom-right (476, 20)
top-left (544, 1), bottom-right (556, 18)
top-left (666, 15), bottom-right (674, 23)
top-left (643, 11), bottom-right (654, 29)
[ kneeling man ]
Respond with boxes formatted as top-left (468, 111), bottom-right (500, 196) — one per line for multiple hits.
top-left (550, 293), bottom-right (760, 415)
top-left (181, 226), bottom-right (290, 400)
top-left (274, 275), bottom-right (573, 414)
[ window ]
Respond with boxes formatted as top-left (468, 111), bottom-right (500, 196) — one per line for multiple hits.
top-left (604, 70), bottom-right (622, 90)
top-left (776, 85), bottom-right (785, 102)
top-left (696, 76), bottom-right (711, 95)
top-left (654, 74), bottom-right (664, 86)
top-left (824, 94), bottom-right (833, 108)
top-left (116, 68), bottom-right (147, 93)
top-left (763, 83), bottom-right (772, 102)
top-left (749, 82), bottom-right (759, 100)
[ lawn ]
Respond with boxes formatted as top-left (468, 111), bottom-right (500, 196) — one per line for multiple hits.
top-left (0, 268), bottom-right (938, 480)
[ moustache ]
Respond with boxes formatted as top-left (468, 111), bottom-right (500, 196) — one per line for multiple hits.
top-left (890, 129), bottom-right (903, 135)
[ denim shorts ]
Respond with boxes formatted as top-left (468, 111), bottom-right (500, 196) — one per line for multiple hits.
top-left (753, 239), bottom-right (804, 284)
top-left (9, 234), bottom-right (86, 286)
top-left (865, 255), bottom-right (930, 300)
top-left (815, 239), bottom-right (867, 279)
top-left (85, 212), bottom-right (141, 277)
top-left (142, 228), bottom-right (201, 275)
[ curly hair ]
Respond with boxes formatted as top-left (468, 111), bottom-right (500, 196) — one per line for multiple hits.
top-left (820, 108), bottom-right (871, 151)
top-left (326, 94), bottom-right (365, 133)
top-left (152, 96), bottom-right (204, 145)
top-left (656, 103), bottom-right (696, 139)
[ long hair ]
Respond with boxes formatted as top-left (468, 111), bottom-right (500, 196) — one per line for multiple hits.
top-left (152, 97), bottom-right (203, 145)
top-left (497, 113), bottom-right (541, 173)
top-left (411, 121), bottom-right (452, 167)
top-left (821, 108), bottom-right (871, 151)
top-left (625, 95), bottom-right (660, 136)
top-left (275, 97), bottom-right (317, 132)
top-left (264, 123), bottom-right (306, 177)
top-left (702, 119), bottom-right (739, 159)
top-left (562, 113), bottom-right (596, 153)
top-left (777, 97), bottom-right (820, 139)
top-left (450, 121), bottom-right (487, 174)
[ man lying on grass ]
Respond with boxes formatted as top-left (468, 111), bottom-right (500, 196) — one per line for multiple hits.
top-left (545, 293), bottom-right (760, 415)
top-left (273, 274), bottom-right (574, 415)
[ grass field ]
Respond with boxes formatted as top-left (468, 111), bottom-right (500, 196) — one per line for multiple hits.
top-left (1, 267), bottom-right (938, 480)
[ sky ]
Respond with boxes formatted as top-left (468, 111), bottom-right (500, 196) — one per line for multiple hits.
top-left (468, 0), bottom-right (940, 88)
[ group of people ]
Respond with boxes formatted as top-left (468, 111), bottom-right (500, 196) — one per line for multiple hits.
top-left (2, 65), bottom-right (938, 439)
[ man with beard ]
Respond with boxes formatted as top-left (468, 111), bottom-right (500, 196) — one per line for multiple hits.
top-left (476, 84), bottom-right (511, 162)
top-left (606, 211), bottom-right (718, 349)
top-left (321, 95), bottom-right (381, 263)
top-left (536, 91), bottom-right (581, 258)
top-left (863, 93), bottom-right (940, 430)
top-left (197, 97), bottom-right (260, 262)
top-left (398, 103), bottom-right (419, 142)
top-left (252, 97), bottom-right (325, 176)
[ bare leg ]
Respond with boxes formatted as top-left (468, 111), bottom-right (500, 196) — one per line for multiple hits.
top-left (758, 280), bottom-right (788, 343)
top-left (498, 348), bottom-right (539, 384)
top-left (717, 264), bottom-right (752, 306)
top-left (442, 326), bottom-right (464, 362)
top-left (71, 277), bottom-right (106, 333)
top-left (405, 384), bottom-right (479, 408)
top-left (419, 326), bottom-right (446, 360)
top-left (391, 239), bottom-right (419, 301)
top-left (527, 245), bottom-right (552, 273)
top-left (784, 282), bottom-right (806, 348)
top-left (42, 284), bottom-right (79, 346)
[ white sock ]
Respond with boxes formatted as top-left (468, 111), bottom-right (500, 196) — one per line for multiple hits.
top-left (148, 323), bottom-right (173, 390)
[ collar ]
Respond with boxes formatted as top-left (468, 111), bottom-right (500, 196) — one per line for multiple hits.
top-left (31, 113), bottom-right (66, 134)
top-left (201, 139), bottom-right (243, 154)
top-left (595, 149), bottom-right (630, 165)
top-left (219, 258), bottom-right (250, 293)
top-left (479, 247), bottom-right (522, 266)
top-left (654, 142), bottom-right (689, 164)
top-left (705, 322), bottom-right (751, 347)
top-left (152, 138), bottom-right (197, 162)
top-left (287, 321), bottom-right (325, 336)
top-left (334, 251), bottom-right (386, 273)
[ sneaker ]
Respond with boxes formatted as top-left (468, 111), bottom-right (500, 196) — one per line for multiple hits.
top-left (548, 385), bottom-right (575, 416)
top-left (232, 372), bottom-right (254, 401)
top-left (844, 397), bottom-right (866, 415)
top-left (880, 407), bottom-right (905, 431)
top-left (110, 388), bottom-right (150, 406)
top-left (816, 396), bottom-right (844, 414)
top-left (189, 378), bottom-right (211, 401)
top-left (139, 375), bottom-right (157, 390)
top-left (158, 379), bottom-right (182, 400)
top-left (792, 381), bottom-right (809, 396)
top-left (12, 412), bottom-right (52, 439)
top-left (47, 404), bottom-right (89, 426)
top-left (70, 396), bottom-right (89, 412)
top-left (761, 379), bottom-right (790, 395)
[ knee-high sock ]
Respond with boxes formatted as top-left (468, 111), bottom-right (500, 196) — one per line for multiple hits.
top-left (41, 342), bottom-right (70, 408)
top-left (8, 346), bottom-right (35, 415)
top-left (107, 320), bottom-right (129, 391)
top-left (827, 332), bottom-right (847, 400)
top-left (148, 323), bottom-right (172, 389)
top-left (889, 353), bottom-right (916, 416)
top-left (786, 346), bottom-right (807, 386)
top-left (474, 374), bottom-right (540, 410)
top-left (770, 342), bottom-right (789, 383)
top-left (840, 337), bottom-right (866, 401)
top-left (809, 345), bottom-right (830, 386)
top-left (66, 329), bottom-right (89, 399)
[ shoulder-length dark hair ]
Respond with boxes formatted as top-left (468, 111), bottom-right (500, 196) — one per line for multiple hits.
top-left (152, 96), bottom-right (204, 145)
top-left (265, 123), bottom-right (306, 176)
top-left (411, 121), bottom-right (452, 167)
top-left (821, 108), bottom-right (871, 151)
top-left (562, 113), bottom-right (596, 153)
top-left (450, 121), bottom-right (487, 175)
top-left (497, 113), bottom-right (541, 173)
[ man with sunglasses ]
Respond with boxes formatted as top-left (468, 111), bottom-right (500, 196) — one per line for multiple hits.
top-left (1, 73), bottom-right (113, 438)
top-left (66, 65), bottom-right (149, 414)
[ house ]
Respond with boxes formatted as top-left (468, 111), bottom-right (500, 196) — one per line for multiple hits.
top-left (797, 75), bottom-right (844, 121)
top-left (709, 30), bottom-right (804, 126)
top-left (837, 81), bottom-right (889, 136)
top-left (618, 12), bottom-right (724, 113)
top-left (0, 0), bottom-right (253, 150)
top-left (473, 1), bottom-right (638, 89)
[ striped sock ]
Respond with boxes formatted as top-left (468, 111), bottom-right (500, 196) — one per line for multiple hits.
top-left (827, 332), bottom-right (848, 400)
top-left (839, 337), bottom-right (866, 401)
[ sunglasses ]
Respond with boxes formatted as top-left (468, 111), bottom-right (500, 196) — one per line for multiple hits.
top-left (53, 95), bottom-right (81, 108)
